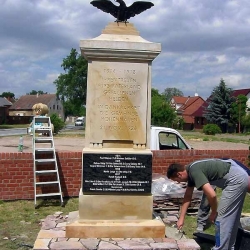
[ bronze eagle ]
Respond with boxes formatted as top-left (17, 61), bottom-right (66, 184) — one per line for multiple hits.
top-left (90, 0), bottom-right (154, 23)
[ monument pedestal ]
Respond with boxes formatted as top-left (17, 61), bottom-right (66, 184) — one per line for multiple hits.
top-left (66, 149), bottom-right (165, 238)
top-left (66, 211), bottom-right (165, 238)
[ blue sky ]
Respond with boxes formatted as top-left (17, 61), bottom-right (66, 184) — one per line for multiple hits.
top-left (1, 0), bottom-right (250, 100)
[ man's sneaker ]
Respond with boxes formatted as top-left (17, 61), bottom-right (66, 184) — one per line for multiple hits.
top-left (196, 226), bottom-right (204, 232)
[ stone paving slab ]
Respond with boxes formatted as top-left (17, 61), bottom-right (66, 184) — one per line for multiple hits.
top-left (33, 213), bottom-right (201, 250)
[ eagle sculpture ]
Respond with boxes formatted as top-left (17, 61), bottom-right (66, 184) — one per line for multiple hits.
top-left (90, 0), bottom-right (154, 23)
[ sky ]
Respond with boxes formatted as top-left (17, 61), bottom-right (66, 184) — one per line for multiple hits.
top-left (1, 0), bottom-right (250, 100)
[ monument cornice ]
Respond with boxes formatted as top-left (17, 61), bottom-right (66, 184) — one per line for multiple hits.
top-left (80, 22), bottom-right (161, 61)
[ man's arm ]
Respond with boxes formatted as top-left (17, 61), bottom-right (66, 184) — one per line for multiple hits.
top-left (177, 186), bottom-right (194, 229)
top-left (202, 183), bottom-right (218, 223)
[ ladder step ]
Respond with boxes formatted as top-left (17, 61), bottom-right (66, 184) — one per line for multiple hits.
top-left (35, 148), bottom-right (55, 152)
top-left (35, 159), bottom-right (56, 163)
top-left (34, 117), bottom-right (50, 123)
top-left (36, 192), bottom-right (62, 197)
top-left (35, 137), bottom-right (53, 143)
top-left (35, 128), bottom-right (51, 133)
top-left (36, 181), bottom-right (60, 185)
top-left (35, 170), bottom-right (57, 174)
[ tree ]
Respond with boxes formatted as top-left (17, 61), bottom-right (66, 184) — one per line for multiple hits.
top-left (162, 87), bottom-right (183, 102)
top-left (151, 88), bottom-right (176, 127)
top-left (204, 79), bottom-right (234, 133)
top-left (54, 48), bottom-right (88, 117)
top-left (230, 94), bottom-right (247, 133)
top-left (242, 113), bottom-right (250, 132)
top-left (27, 90), bottom-right (48, 95)
top-left (0, 92), bottom-right (15, 99)
top-left (50, 113), bottom-right (65, 134)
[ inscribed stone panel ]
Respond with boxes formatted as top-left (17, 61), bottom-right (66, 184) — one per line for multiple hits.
top-left (87, 61), bottom-right (148, 144)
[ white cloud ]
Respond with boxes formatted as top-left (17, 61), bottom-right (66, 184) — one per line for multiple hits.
top-left (0, 0), bottom-right (250, 100)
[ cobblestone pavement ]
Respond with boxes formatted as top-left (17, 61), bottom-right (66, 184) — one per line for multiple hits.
top-left (33, 212), bottom-right (201, 250)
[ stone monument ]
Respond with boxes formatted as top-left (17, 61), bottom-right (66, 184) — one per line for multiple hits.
top-left (66, 20), bottom-right (164, 238)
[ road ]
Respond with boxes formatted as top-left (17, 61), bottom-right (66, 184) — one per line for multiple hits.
top-left (0, 125), bottom-right (249, 153)
top-left (0, 128), bottom-right (28, 136)
top-left (0, 124), bottom-right (83, 137)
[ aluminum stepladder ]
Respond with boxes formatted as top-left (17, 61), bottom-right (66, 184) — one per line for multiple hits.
top-left (32, 116), bottom-right (63, 207)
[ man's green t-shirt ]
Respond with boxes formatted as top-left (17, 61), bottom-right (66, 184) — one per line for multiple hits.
top-left (186, 159), bottom-right (230, 190)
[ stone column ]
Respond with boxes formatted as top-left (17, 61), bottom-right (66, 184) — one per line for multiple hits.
top-left (66, 22), bottom-right (164, 238)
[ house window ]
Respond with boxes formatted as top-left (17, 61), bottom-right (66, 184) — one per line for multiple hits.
top-left (53, 105), bottom-right (55, 110)
top-left (57, 105), bottom-right (58, 110)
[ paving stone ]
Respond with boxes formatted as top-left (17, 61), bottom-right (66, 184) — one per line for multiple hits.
top-left (57, 237), bottom-right (68, 242)
top-left (111, 238), bottom-right (126, 242)
top-left (68, 238), bottom-right (80, 242)
top-left (56, 222), bottom-right (66, 228)
top-left (177, 239), bottom-right (200, 250)
top-left (167, 211), bottom-right (179, 215)
top-left (80, 238), bottom-right (100, 250)
top-left (117, 239), bottom-right (151, 249)
top-left (49, 240), bottom-right (87, 249)
top-left (162, 238), bottom-right (176, 243)
top-left (37, 229), bottom-right (65, 239)
top-left (150, 242), bottom-right (178, 249)
top-left (166, 216), bottom-right (178, 222)
top-left (56, 218), bottom-right (67, 223)
top-left (42, 220), bottom-right (57, 230)
top-left (152, 238), bottom-right (164, 242)
top-left (100, 238), bottom-right (111, 241)
top-left (132, 238), bottom-right (155, 244)
top-left (46, 215), bottom-right (57, 221)
top-left (53, 227), bottom-right (65, 231)
top-left (33, 238), bottom-right (51, 250)
top-left (98, 241), bottom-right (122, 249)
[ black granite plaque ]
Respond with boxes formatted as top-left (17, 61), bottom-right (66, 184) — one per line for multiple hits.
top-left (82, 153), bottom-right (152, 194)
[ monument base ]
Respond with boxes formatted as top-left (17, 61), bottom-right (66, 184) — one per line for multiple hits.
top-left (66, 211), bottom-right (165, 238)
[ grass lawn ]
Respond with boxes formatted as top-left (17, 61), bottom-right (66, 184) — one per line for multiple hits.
top-left (1, 192), bottom-right (250, 249)
top-left (0, 198), bottom-right (78, 250)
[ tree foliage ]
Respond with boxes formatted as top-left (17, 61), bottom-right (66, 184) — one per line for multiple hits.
top-left (0, 92), bottom-right (15, 99)
top-left (203, 124), bottom-right (222, 135)
top-left (204, 79), bottom-right (234, 133)
top-left (54, 48), bottom-right (88, 117)
top-left (162, 87), bottom-right (183, 102)
top-left (151, 88), bottom-right (176, 127)
top-left (230, 94), bottom-right (247, 131)
top-left (27, 90), bottom-right (48, 95)
top-left (50, 113), bottom-right (65, 134)
top-left (242, 113), bottom-right (250, 132)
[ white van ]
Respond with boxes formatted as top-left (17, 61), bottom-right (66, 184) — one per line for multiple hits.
top-left (150, 126), bottom-right (192, 150)
top-left (75, 117), bottom-right (85, 126)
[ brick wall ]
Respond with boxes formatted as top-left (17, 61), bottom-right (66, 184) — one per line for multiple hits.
top-left (0, 150), bottom-right (249, 200)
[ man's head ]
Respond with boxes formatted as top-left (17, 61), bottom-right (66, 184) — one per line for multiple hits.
top-left (167, 163), bottom-right (188, 182)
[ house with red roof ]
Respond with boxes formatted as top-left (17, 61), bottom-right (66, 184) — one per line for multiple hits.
top-left (192, 88), bottom-right (250, 130)
top-left (8, 94), bottom-right (64, 123)
top-left (171, 95), bottom-right (205, 130)
top-left (0, 97), bottom-right (13, 124)
top-left (232, 88), bottom-right (250, 111)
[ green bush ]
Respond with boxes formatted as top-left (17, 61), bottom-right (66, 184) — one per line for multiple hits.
top-left (203, 124), bottom-right (222, 135)
top-left (203, 137), bottom-right (209, 141)
top-left (50, 113), bottom-right (65, 134)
